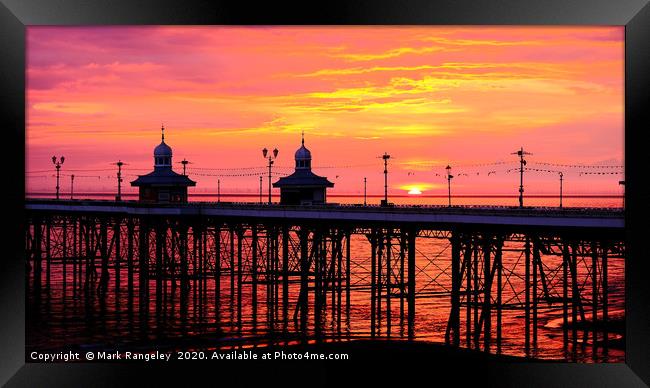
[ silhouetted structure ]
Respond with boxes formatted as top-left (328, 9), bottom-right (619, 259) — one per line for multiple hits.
top-left (131, 126), bottom-right (195, 203)
top-left (273, 135), bottom-right (333, 205)
top-left (25, 198), bottom-right (624, 360)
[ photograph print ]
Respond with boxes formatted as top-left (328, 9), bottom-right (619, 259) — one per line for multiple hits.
top-left (25, 26), bottom-right (625, 363)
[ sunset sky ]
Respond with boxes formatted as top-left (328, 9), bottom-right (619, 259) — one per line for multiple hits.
top-left (26, 26), bottom-right (624, 197)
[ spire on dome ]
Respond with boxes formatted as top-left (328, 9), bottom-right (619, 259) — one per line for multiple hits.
top-left (294, 133), bottom-right (312, 170)
top-left (154, 125), bottom-right (173, 168)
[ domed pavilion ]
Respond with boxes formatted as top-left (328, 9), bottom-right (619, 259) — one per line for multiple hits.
top-left (131, 126), bottom-right (196, 203)
top-left (273, 134), bottom-right (334, 205)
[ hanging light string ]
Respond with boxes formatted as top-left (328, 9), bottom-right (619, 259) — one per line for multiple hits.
top-left (529, 161), bottom-right (623, 169)
top-left (415, 160), bottom-right (519, 169)
top-left (189, 166), bottom-right (292, 171)
top-left (36, 168), bottom-right (619, 181)
top-left (503, 167), bottom-right (623, 176)
top-left (27, 160), bottom-right (624, 179)
top-left (59, 173), bottom-right (101, 179)
top-left (27, 161), bottom-right (623, 174)
top-left (187, 170), bottom-right (288, 178)
top-left (578, 171), bottom-right (624, 176)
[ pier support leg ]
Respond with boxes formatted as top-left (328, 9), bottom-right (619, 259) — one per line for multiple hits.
top-left (377, 229), bottom-right (383, 336)
top-left (386, 229), bottom-right (392, 337)
top-left (72, 219), bottom-right (78, 300)
top-left (314, 231), bottom-right (322, 339)
top-left (447, 232), bottom-right (461, 346)
top-left (114, 219), bottom-right (121, 313)
top-left (400, 230), bottom-right (406, 337)
top-left (483, 235), bottom-right (492, 352)
top-left (179, 224), bottom-right (188, 329)
top-left (370, 229), bottom-right (377, 338)
top-left (155, 222), bottom-right (164, 322)
top-left (562, 241), bottom-right (569, 352)
top-left (33, 218), bottom-right (42, 305)
top-left (252, 225), bottom-right (258, 332)
top-left (299, 228), bottom-right (309, 335)
top-left (591, 241), bottom-right (598, 359)
top-left (282, 225), bottom-right (289, 331)
top-left (99, 219), bottom-right (109, 317)
top-left (229, 228), bottom-right (235, 324)
top-left (473, 240), bottom-right (479, 349)
top-left (237, 228), bottom-right (243, 333)
top-left (46, 220), bottom-right (51, 294)
top-left (465, 239), bottom-right (472, 348)
top-left (214, 225), bottom-right (221, 326)
top-left (127, 219), bottom-right (134, 317)
top-left (495, 238), bottom-right (503, 353)
top-left (525, 236), bottom-right (531, 355)
top-left (407, 228), bottom-right (416, 340)
top-left (533, 237), bottom-right (539, 348)
top-left (139, 218), bottom-right (150, 331)
top-left (62, 219), bottom-right (67, 301)
top-left (602, 245), bottom-right (608, 355)
top-left (571, 243), bottom-right (578, 360)
top-left (337, 231), bottom-right (343, 335)
top-left (345, 230), bottom-right (351, 334)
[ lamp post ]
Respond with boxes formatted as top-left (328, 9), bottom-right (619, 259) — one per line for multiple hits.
top-left (259, 176), bottom-right (263, 204)
top-left (364, 177), bottom-right (367, 206)
top-left (217, 179), bottom-right (221, 203)
top-left (70, 174), bottom-right (75, 200)
top-left (112, 160), bottom-right (125, 201)
top-left (619, 180), bottom-right (625, 208)
top-left (446, 165), bottom-right (454, 207)
top-left (180, 158), bottom-right (190, 175)
top-left (52, 156), bottom-right (65, 200)
top-left (511, 147), bottom-right (531, 208)
top-left (559, 172), bottom-right (564, 209)
top-left (262, 147), bottom-right (279, 204)
top-left (381, 152), bottom-right (391, 206)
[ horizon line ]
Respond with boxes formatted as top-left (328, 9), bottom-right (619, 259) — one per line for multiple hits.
top-left (25, 192), bottom-right (624, 198)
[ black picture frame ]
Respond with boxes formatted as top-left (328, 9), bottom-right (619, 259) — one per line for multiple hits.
top-left (2, 0), bottom-right (649, 386)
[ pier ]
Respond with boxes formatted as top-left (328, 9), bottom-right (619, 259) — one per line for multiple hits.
top-left (25, 199), bottom-right (624, 360)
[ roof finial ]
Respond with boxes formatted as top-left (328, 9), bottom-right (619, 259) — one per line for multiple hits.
top-left (301, 130), bottom-right (304, 146)
top-left (161, 123), bottom-right (165, 142)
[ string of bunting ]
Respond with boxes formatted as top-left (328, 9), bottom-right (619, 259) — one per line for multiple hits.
top-left (503, 167), bottom-right (623, 176)
top-left (189, 166), bottom-right (291, 171)
top-left (530, 162), bottom-right (623, 169)
top-left (578, 171), bottom-right (623, 176)
top-left (432, 167), bottom-right (513, 178)
top-left (403, 160), bottom-right (517, 169)
top-left (27, 168), bottom-right (150, 174)
top-left (26, 160), bottom-right (624, 181)
top-left (60, 173), bottom-right (101, 179)
top-left (188, 170), bottom-right (288, 178)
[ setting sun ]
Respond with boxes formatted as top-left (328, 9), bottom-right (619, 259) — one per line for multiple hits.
top-left (407, 188), bottom-right (423, 195)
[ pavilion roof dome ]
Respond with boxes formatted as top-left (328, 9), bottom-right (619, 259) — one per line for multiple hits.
top-left (295, 144), bottom-right (311, 160)
top-left (294, 132), bottom-right (311, 160)
top-left (154, 141), bottom-right (172, 157)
